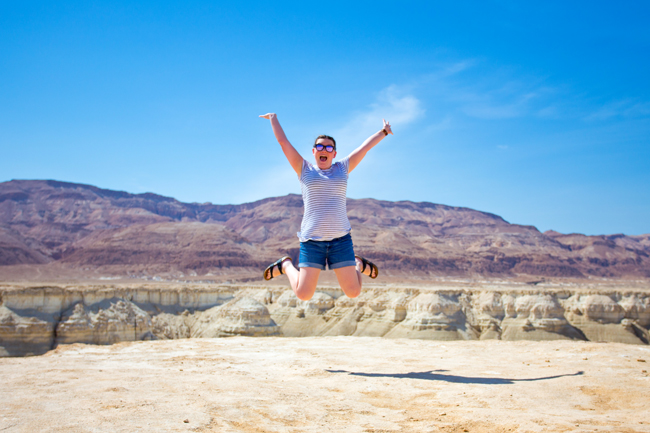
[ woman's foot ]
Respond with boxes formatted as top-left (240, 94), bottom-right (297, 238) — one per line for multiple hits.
top-left (355, 255), bottom-right (379, 279)
top-left (263, 256), bottom-right (292, 281)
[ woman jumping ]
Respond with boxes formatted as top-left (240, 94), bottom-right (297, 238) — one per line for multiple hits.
top-left (260, 113), bottom-right (392, 301)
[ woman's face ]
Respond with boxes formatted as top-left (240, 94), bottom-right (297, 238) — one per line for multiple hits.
top-left (312, 138), bottom-right (337, 170)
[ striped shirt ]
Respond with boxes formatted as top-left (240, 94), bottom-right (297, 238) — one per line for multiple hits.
top-left (297, 157), bottom-right (351, 242)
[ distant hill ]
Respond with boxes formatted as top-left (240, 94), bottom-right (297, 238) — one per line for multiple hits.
top-left (1, 179), bottom-right (649, 280)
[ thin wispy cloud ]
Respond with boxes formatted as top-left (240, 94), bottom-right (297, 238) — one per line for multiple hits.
top-left (240, 86), bottom-right (425, 204)
top-left (445, 77), bottom-right (557, 120)
top-left (584, 98), bottom-right (650, 121)
top-left (424, 61), bottom-right (650, 126)
top-left (333, 85), bottom-right (425, 148)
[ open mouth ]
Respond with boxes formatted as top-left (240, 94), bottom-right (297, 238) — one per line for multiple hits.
top-left (320, 156), bottom-right (328, 162)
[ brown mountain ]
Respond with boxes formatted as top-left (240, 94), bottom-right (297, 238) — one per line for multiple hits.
top-left (0, 179), bottom-right (648, 280)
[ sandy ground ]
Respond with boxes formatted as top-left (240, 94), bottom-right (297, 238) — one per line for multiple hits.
top-left (1, 338), bottom-right (649, 433)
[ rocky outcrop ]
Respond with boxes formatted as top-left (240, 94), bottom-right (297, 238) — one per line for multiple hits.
top-left (191, 297), bottom-right (281, 338)
top-left (499, 294), bottom-right (584, 341)
top-left (564, 294), bottom-right (649, 344)
top-left (55, 299), bottom-right (154, 345)
top-left (0, 285), bottom-right (237, 356)
top-left (1, 284), bottom-right (649, 357)
top-left (384, 293), bottom-right (474, 340)
top-left (0, 305), bottom-right (55, 356)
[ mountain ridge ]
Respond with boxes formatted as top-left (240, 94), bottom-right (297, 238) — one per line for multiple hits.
top-left (1, 179), bottom-right (648, 280)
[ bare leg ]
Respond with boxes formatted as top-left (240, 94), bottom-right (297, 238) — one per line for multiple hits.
top-left (333, 265), bottom-right (362, 298)
top-left (333, 257), bottom-right (378, 298)
top-left (282, 260), bottom-right (320, 301)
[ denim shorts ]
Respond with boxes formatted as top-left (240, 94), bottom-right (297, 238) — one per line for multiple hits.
top-left (299, 233), bottom-right (356, 270)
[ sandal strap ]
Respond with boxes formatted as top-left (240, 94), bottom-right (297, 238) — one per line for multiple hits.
top-left (272, 256), bottom-right (290, 279)
top-left (355, 255), bottom-right (367, 274)
top-left (264, 256), bottom-right (289, 281)
top-left (276, 259), bottom-right (284, 276)
top-left (356, 255), bottom-right (378, 279)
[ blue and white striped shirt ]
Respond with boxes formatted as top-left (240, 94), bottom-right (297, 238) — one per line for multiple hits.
top-left (297, 157), bottom-right (351, 242)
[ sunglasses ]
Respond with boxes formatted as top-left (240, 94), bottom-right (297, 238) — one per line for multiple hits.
top-left (314, 144), bottom-right (335, 153)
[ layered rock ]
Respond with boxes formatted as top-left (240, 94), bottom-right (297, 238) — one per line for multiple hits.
top-left (564, 294), bottom-right (648, 344)
top-left (499, 294), bottom-right (583, 341)
top-left (55, 299), bottom-right (154, 345)
top-left (191, 297), bottom-right (281, 338)
top-left (384, 293), bottom-right (474, 340)
top-left (273, 291), bottom-right (336, 337)
top-left (0, 285), bottom-right (237, 355)
top-left (1, 284), bottom-right (649, 357)
top-left (0, 305), bottom-right (55, 356)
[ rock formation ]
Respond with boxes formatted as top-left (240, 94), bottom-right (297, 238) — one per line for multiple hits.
top-left (55, 298), bottom-right (154, 345)
top-left (1, 284), bottom-right (648, 357)
top-left (191, 297), bottom-right (281, 338)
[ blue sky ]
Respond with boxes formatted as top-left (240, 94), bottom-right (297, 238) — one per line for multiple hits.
top-left (1, 1), bottom-right (649, 235)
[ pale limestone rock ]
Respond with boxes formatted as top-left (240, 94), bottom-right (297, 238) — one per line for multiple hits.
top-left (385, 293), bottom-right (473, 340)
top-left (474, 292), bottom-right (505, 319)
top-left (151, 312), bottom-right (194, 339)
top-left (333, 295), bottom-right (359, 309)
top-left (502, 294), bottom-right (517, 318)
top-left (567, 316), bottom-right (644, 344)
top-left (618, 294), bottom-right (650, 327)
top-left (362, 292), bottom-right (409, 324)
top-left (2, 285), bottom-right (650, 357)
top-left (388, 294), bottom-right (409, 323)
top-left (1, 287), bottom-right (234, 316)
top-left (318, 296), bottom-right (366, 337)
top-left (500, 294), bottom-right (582, 341)
top-left (407, 293), bottom-right (462, 318)
top-left (569, 294), bottom-right (625, 323)
top-left (272, 291), bottom-right (333, 337)
top-left (0, 305), bottom-right (55, 356)
top-left (192, 297), bottom-right (280, 338)
top-left (367, 293), bottom-right (390, 312)
top-left (300, 292), bottom-right (334, 316)
top-left (55, 299), bottom-right (153, 346)
top-left (251, 289), bottom-right (273, 305)
top-left (564, 294), bottom-right (643, 344)
top-left (478, 321), bottom-right (502, 340)
top-left (276, 290), bottom-right (298, 308)
top-left (472, 292), bottom-right (504, 340)
top-left (344, 292), bottom-right (409, 337)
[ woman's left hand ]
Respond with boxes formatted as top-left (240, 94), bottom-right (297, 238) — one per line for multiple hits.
top-left (383, 119), bottom-right (393, 135)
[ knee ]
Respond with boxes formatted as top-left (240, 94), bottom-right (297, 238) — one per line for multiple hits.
top-left (345, 286), bottom-right (361, 299)
top-left (294, 285), bottom-right (315, 301)
top-left (295, 291), bottom-right (313, 301)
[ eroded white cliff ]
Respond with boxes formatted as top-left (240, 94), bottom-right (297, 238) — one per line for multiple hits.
top-left (1, 284), bottom-right (649, 356)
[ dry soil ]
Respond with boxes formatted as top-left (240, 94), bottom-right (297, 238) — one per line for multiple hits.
top-left (1, 337), bottom-right (649, 432)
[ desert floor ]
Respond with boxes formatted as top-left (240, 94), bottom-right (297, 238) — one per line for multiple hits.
top-left (1, 337), bottom-right (649, 433)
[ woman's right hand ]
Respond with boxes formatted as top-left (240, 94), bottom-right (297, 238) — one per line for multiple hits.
top-left (259, 113), bottom-right (276, 119)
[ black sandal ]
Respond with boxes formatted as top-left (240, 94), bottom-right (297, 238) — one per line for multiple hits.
top-left (355, 255), bottom-right (379, 279)
top-left (263, 256), bottom-right (292, 281)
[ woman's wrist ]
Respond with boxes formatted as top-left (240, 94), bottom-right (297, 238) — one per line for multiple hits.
top-left (381, 128), bottom-right (388, 136)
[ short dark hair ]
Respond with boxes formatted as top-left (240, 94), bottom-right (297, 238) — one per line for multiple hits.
top-left (314, 135), bottom-right (336, 149)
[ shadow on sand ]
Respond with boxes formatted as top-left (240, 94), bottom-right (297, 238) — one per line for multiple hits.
top-left (325, 369), bottom-right (584, 385)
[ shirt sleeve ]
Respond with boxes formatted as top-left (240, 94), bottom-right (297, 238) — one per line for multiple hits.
top-left (300, 159), bottom-right (310, 180)
top-left (338, 157), bottom-right (350, 178)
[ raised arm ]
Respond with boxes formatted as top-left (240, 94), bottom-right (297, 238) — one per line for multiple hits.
top-left (347, 119), bottom-right (393, 173)
top-left (259, 113), bottom-right (304, 177)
